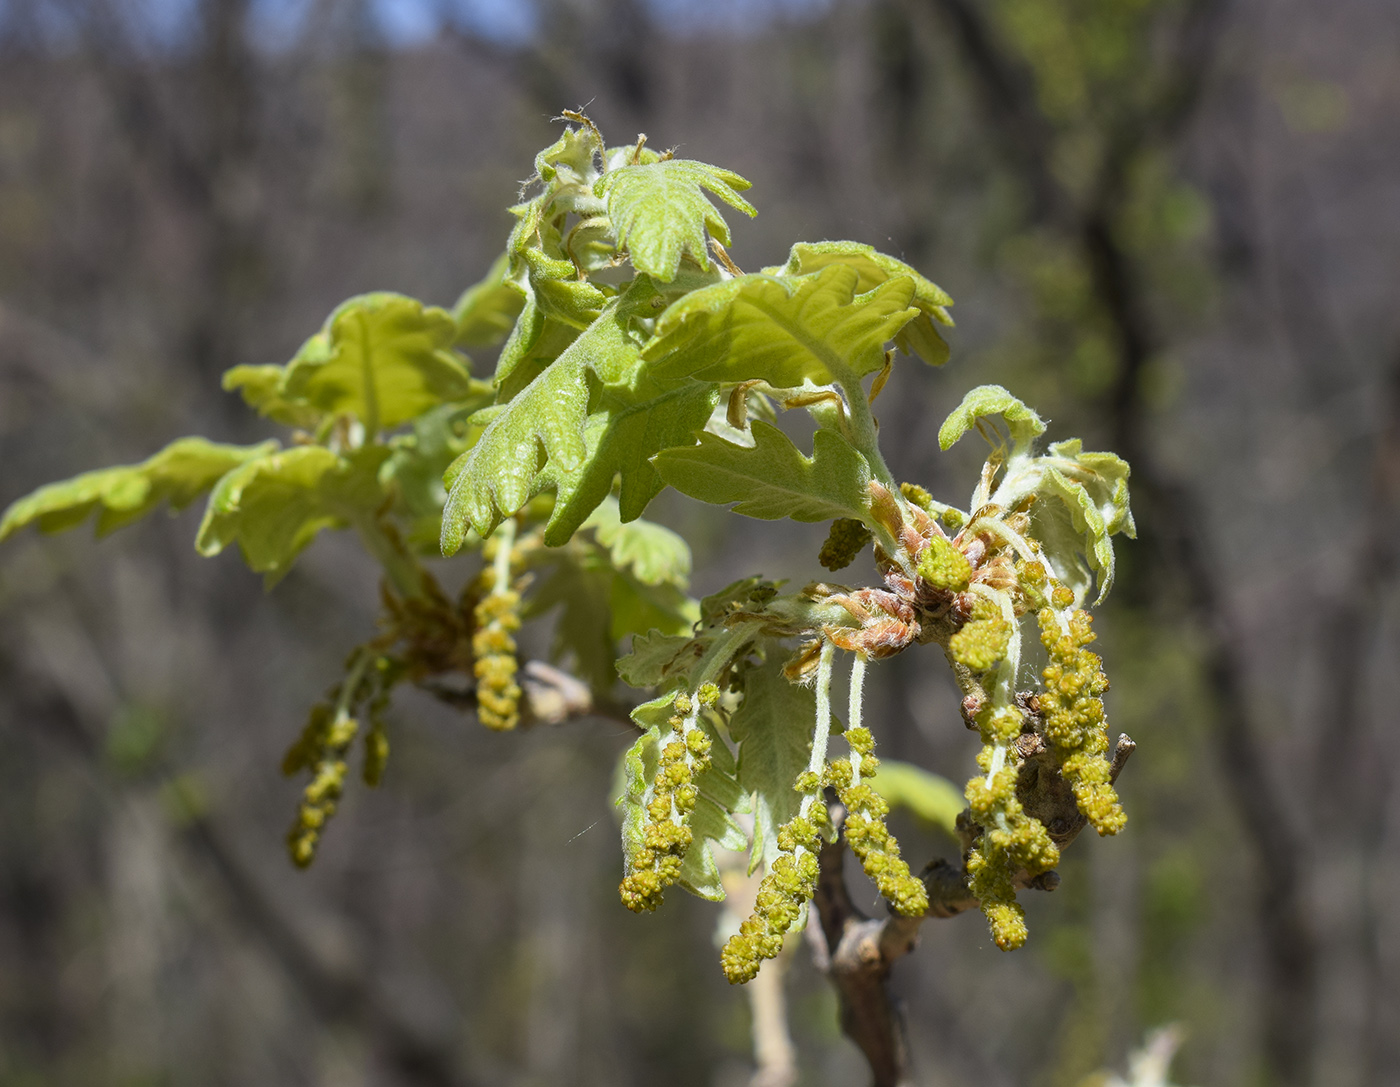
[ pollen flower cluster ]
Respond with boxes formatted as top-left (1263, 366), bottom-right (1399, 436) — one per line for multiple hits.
top-left (620, 685), bottom-right (720, 913)
top-left (827, 729), bottom-right (928, 916)
top-left (472, 531), bottom-right (524, 731)
top-left (720, 781), bottom-right (825, 984)
top-left (1038, 605), bottom-right (1125, 835)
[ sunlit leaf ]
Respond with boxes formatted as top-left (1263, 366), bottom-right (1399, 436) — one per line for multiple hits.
top-left (0, 437), bottom-right (277, 543)
top-left (773, 240), bottom-right (954, 365)
top-left (643, 264), bottom-right (919, 389)
top-left (195, 445), bottom-right (389, 582)
top-left (653, 421), bottom-right (872, 525)
top-left (599, 158), bottom-right (756, 282)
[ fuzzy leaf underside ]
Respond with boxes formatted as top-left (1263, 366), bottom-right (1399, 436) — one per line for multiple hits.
top-left (729, 652), bottom-right (819, 875)
top-left (616, 630), bottom-right (696, 688)
top-left (226, 294), bottom-right (474, 434)
top-left (772, 240), bottom-right (954, 365)
top-left (938, 384), bottom-right (1047, 454)
top-left (599, 158), bottom-right (756, 282)
top-left (0, 437), bottom-right (277, 543)
top-left (643, 264), bottom-right (920, 388)
top-left (195, 445), bottom-right (388, 580)
top-left (652, 421), bottom-right (872, 525)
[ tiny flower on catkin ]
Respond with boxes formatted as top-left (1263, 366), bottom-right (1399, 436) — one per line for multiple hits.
top-left (819, 517), bottom-right (873, 571)
top-left (949, 618), bottom-right (1012, 672)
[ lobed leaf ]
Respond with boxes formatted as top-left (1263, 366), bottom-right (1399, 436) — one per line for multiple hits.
top-left (598, 158), bottom-right (756, 282)
top-left (643, 264), bottom-right (919, 388)
top-left (228, 294), bottom-right (475, 435)
top-left (195, 445), bottom-right (389, 582)
top-left (440, 298), bottom-right (642, 553)
top-left (652, 421), bottom-right (872, 525)
top-left (771, 240), bottom-right (954, 365)
top-left (0, 437), bottom-right (277, 543)
top-left (581, 496), bottom-right (691, 588)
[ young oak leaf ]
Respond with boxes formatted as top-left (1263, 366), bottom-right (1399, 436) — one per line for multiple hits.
top-left (642, 264), bottom-right (919, 389)
top-left (196, 445), bottom-right (390, 582)
top-left (227, 294), bottom-right (475, 436)
top-left (581, 495), bottom-right (692, 589)
top-left (866, 759), bottom-right (964, 838)
top-left (0, 437), bottom-right (277, 543)
top-left (770, 240), bottom-right (955, 366)
top-left (729, 651), bottom-right (820, 874)
top-left (440, 297), bottom-right (643, 554)
top-left (652, 420), bottom-right (873, 526)
top-left (938, 383), bottom-right (1047, 456)
top-left (538, 377), bottom-right (720, 547)
top-left (597, 158), bottom-right (756, 282)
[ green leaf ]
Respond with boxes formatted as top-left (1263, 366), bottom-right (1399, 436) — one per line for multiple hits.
top-left (619, 722), bottom-right (663, 876)
top-left (773, 240), bottom-right (954, 365)
top-left (540, 378), bottom-right (719, 547)
top-left (937, 384), bottom-right (1047, 455)
top-left (617, 630), bottom-right (696, 688)
top-left (643, 264), bottom-right (919, 388)
top-left (492, 296), bottom-right (581, 402)
top-left (222, 365), bottom-right (324, 430)
top-left (582, 496), bottom-right (690, 588)
top-left (653, 421), bottom-right (872, 525)
top-left (452, 252), bottom-right (525, 347)
top-left (382, 399), bottom-right (494, 553)
top-left (229, 294), bottom-right (475, 435)
top-left (440, 298), bottom-right (642, 553)
top-left (0, 437), bottom-right (277, 543)
top-left (729, 652), bottom-right (818, 875)
top-left (867, 760), bottom-right (963, 838)
top-left (195, 445), bottom-right (389, 582)
top-left (993, 437), bottom-right (1134, 606)
top-left (598, 158), bottom-right (756, 282)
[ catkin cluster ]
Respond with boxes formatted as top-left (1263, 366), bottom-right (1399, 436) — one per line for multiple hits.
top-left (964, 756), bottom-right (1060, 950)
top-left (721, 781), bottom-right (825, 984)
top-left (916, 534), bottom-right (972, 593)
top-left (620, 685), bottom-right (720, 913)
top-left (472, 534), bottom-right (523, 731)
top-left (1038, 604), bottom-right (1125, 835)
top-left (818, 517), bottom-right (873, 571)
top-left (282, 702), bottom-right (359, 868)
top-left (827, 728), bottom-right (928, 916)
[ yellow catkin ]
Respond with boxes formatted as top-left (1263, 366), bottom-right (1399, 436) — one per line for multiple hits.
top-left (473, 531), bottom-right (523, 731)
top-left (1037, 606), bottom-right (1125, 836)
top-left (818, 517), bottom-right (873, 571)
top-left (620, 686), bottom-right (720, 913)
top-left (833, 728), bottom-right (928, 916)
